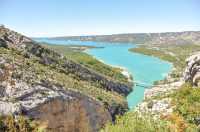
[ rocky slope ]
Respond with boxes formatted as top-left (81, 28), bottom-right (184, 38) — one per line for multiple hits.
top-left (184, 52), bottom-right (200, 86)
top-left (0, 26), bottom-right (132, 131)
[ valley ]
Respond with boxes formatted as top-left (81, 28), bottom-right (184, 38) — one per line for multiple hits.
top-left (0, 26), bottom-right (200, 131)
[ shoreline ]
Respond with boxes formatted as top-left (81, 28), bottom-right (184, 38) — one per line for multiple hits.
top-left (116, 66), bottom-right (133, 82)
top-left (91, 57), bottom-right (133, 82)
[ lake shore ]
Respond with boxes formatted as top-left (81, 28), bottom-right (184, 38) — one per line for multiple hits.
top-left (94, 58), bottom-right (133, 82)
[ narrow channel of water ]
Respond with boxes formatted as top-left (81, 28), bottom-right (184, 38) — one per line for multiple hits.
top-left (35, 38), bottom-right (172, 109)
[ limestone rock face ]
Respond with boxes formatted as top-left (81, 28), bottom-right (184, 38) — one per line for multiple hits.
top-left (184, 52), bottom-right (200, 86)
top-left (0, 78), bottom-right (111, 131)
top-left (28, 95), bottom-right (111, 132)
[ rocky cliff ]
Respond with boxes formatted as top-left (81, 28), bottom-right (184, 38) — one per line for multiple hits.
top-left (0, 26), bottom-right (132, 131)
top-left (184, 52), bottom-right (200, 86)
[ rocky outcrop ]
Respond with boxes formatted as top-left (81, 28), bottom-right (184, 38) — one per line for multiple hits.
top-left (184, 52), bottom-right (200, 86)
top-left (135, 81), bottom-right (183, 117)
top-left (0, 25), bottom-right (32, 49)
top-left (28, 94), bottom-right (111, 132)
top-left (136, 98), bottom-right (173, 117)
top-left (144, 81), bottom-right (183, 99)
top-left (0, 77), bottom-right (111, 131)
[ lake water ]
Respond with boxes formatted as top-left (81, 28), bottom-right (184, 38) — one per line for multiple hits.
top-left (34, 38), bottom-right (172, 109)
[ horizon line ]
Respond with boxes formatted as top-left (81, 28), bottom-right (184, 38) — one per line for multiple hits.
top-left (31, 30), bottom-right (200, 38)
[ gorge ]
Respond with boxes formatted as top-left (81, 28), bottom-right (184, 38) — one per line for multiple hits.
top-left (35, 38), bottom-right (173, 109)
top-left (1, 26), bottom-right (200, 131)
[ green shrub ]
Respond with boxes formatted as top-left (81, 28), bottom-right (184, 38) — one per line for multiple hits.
top-left (0, 115), bottom-right (40, 132)
top-left (42, 44), bottom-right (130, 84)
top-left (102, 112), bottom-right (173, 132)
top-left (172, 83), bottom-right (200, 125)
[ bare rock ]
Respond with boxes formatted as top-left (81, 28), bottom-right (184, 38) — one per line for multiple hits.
top-left (27, 95), bottom-right (111, 132)
top-left (0, 79), bottom-right (112, 131)
top-left (0, 26), bottom-right (32, 49)
top-left (0, 101), bottom-right (21, 115)
top-left (144, 81), bottom-right (183, 99)
top-left (136, 98), bottom-right (173, 117)
top-left (183, 52), bottom-right (200, 86)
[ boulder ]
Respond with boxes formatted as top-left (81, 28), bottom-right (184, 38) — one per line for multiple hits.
top-left (0, 79), bottom-right (111, 131)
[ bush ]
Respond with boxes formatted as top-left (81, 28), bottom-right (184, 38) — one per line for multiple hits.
top-left (0, 115), bottom-right (40, 132)
top-left (102, 112), bottom-right (173, 132)
top-left (172, 83), bottom-right (200, 125)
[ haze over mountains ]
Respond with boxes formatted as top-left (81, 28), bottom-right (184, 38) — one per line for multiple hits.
top-left (54, 31), bottom-right (200, 45)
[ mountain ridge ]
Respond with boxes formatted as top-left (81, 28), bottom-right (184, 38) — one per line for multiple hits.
top-left (52, 31), bottom-right (200, 45)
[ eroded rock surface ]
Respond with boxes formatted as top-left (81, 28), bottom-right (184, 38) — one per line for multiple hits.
top-left (0, 78), bottom-right (111, 131)
top-left (136, 98), bottom-right (173, 117)
top-left (184, 52), bottom-right (200, 86)
top-left (0, 25), bottom-right (32, 49)
top-left (28, 95), bottom-right (111, 132)
top-left (144, 81), bottom-right (183, 99)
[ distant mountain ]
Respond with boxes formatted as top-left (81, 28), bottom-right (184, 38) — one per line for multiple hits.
top-left (54, 31), bottom-right (200, 45)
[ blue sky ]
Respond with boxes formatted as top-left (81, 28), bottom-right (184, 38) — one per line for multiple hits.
top-left (0, 0), bottom-right (200, 37)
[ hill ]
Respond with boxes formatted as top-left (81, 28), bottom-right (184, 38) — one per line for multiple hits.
top-left (0, 26), bottom-right (132, 131)
top-left (54, 31), bottom-right (200, 45)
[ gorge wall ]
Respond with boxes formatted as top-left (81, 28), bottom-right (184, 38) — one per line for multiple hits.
top-left (0, 26), bottom-right (132, 131)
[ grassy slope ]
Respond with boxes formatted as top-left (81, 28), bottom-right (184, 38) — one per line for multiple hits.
top-left (102, 112), bottom-right (174, 132)
top-left (0, 47), bottom-right (126, 109)
top-left (102, 84), bottom-right (200, 132)
top-left (42, 44), bottom-right (130, 84)
top-left (171, 84), bottom-right (200, 126)
top-left (102, 105), bottom-right (198, 132)
top-left (103, 83), bottom-right (200, 131)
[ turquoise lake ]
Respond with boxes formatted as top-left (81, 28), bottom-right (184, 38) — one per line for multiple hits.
top-left (34, 38), bottom-right (173, 109)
